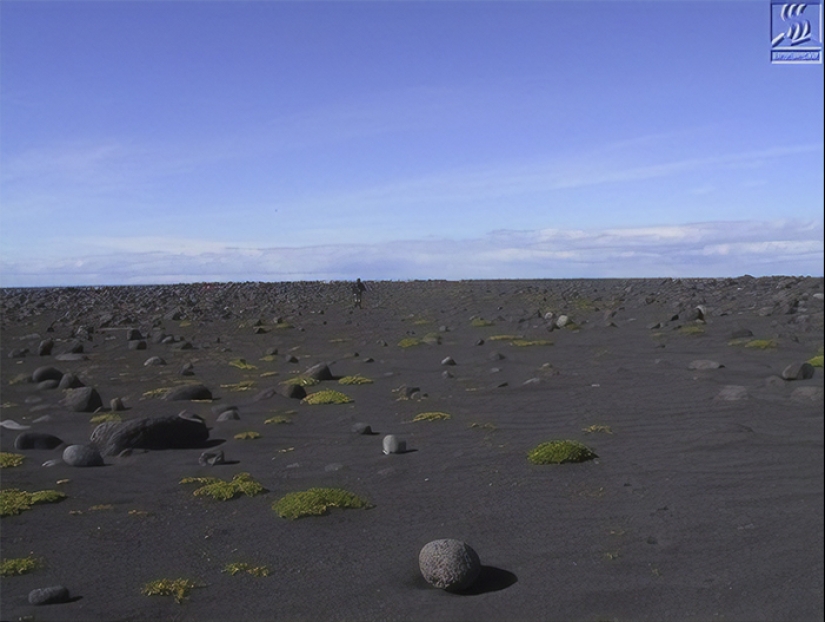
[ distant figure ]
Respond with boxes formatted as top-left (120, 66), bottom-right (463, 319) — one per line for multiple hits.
top-left (352, 278), bottom-right (367, 308)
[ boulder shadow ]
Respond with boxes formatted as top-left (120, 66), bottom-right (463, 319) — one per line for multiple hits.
top-left (455, 566), bottom-right (518, 595)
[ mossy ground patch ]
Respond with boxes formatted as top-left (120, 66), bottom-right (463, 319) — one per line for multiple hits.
top-left (180, 473), bottom-right (265, 501)
top-left (273, 488), bottom-right (371, 519)
top-left (0, 489), bottom-right (66, 517)
top-left (412, 411), bottom-right (451, 422)
top-left (142, 578), bottom-right (201, 603)
top-left (0, 452), bottom-right (24, 468)
top-left (301, 390), bottom-right (353, 405)
top-left (0, 556), bottom-right (40, 576)
top-left (338, 375), bottom-right (373, 385)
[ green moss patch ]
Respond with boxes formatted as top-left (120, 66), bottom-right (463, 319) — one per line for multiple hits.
top-left (274, 488), bottom-right (371, 519)
top-left (527, 440), bottom-right (597, 465)
top-left (338, 375), bottom-right (373, 385)
top-left (744, 339), bottom-right (779, 349)
top-left (301, 390), bottom-right (353, 405)
top-left (398, 337), bottom-right (423, 348)
top-left (142, 578), bottom-right (201, 603)
top-left (180, 473), bottom-right (265, 501)
top-left (0, 556), bottom-right (40, 576)
top-left (229, 358), bottom-right (257, 370)
top-left (412, 411), bottom-right (451, 422)
top-left (511, 339), bottom-right (554, 347)
top-left (264, 416), bottom-right (292, 425)
top-left (220, 381), bottom-right (256, 392)
top-left (678, 325), bottom-right (705, 336)
top-left (807, 355), bottom-right (824, 367)
top-left (488, 334), bottom-right (523, 341)
top-left (233, 431), bottom-right (261, 440)
top-left (0, 452), bottom-right (25, 468)
top-left (470, 318), bottom-right (495, 327)
top-left (280, 376), bottom-right (319, 387)
top-left (582, 425), bottom-right (613, 434)
top-left (0, 489), bottom-right (66, 517)
top-left (223, 562), bottom-right (270, 577)
top-left (90, 413), bottom-right (122, 424)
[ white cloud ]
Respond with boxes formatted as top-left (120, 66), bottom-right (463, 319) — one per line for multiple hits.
top-left (1, 220), bottom-right (821, 287)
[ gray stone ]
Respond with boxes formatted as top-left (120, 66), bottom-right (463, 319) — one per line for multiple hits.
top-left (782, 362), bottom-right (815, 381)
top-left (38, 339), bottom-right (54, 356)
top-left (305, 362), bottom-right (334, 381)
top-left (419, 539), bottom-right (482, 592)
top-left (37, 380), bottom-right (59, 390)
top-left (791, 386), bottom-right (824, 402)
top-left (382, 435), bottom-right (406, 454)
top-left (110, 397), bottom-right (126, 412)
top-left (555, 314), bottom-right (570, 328)
top-left (352, 422), bottom-right (373, 434)
top-left (164, 384), bottom-right (212, 401)
top-left (198, 450), bottom-right (225, 466)
top-left (28, 585), bottom-right (70, 605)
top-left (63, 444), bottom-right (104, 467)
top-left (144, 356), bottom-right (166, 366)
top-left (688, 360), bottom-right (724, 370)
top-left (217, 409), bottom-right (240, 421)
top-left (61, 387), bottom-right (103, 412)
top-left (715, 385), bottom-right (748, 401)
top-left (57, 373), bottom-right (84, 390)
top-left (441, 356), bottom-right (456, 366)
top-left (128, 340), bottom-right (147, 351)
top-left (31, 366), bottom-right (63, 383)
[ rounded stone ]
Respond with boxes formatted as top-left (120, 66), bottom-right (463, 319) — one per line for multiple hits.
top-left (352, 422), bottom-right (373, 434)
top-left (15, 432), bottom-right (64, 450)
top-left (28, 585), bottom-right (70, 605)
top-left (419, 539), bottom-right (482, 592)
top-left (62, 444), bottom-right (104, 467)
top-left (382, 434), bottom-right (406, 454)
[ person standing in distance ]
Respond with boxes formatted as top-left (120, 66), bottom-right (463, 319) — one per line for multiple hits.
top-left (352, 278), bottom-right (367, 308)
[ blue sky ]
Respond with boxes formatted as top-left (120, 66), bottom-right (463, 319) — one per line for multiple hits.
top-left (1, 0), bottom-right (822, 287)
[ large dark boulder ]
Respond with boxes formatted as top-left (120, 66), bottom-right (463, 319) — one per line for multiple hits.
top-left (90, 413), bottom-right (210, 456)
top-left (305, 363), bottom-right (335, 381)
top-left (61, 387), bottom-right (103, 412)
top-left (15, 432), bottom-right (65, 450)
top-left (32, 366), bottom-right (63, 383)
top-left (164, 384), bottom-right (213, 401)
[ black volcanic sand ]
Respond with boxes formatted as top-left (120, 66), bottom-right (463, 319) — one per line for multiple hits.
top-left (1, 278), bottom-right (823, 622)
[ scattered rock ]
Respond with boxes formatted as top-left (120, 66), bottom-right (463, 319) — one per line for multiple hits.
top-left (0, 419), bottom-right (31, 430)
top-left (419, 539), bottom-right (482, 592)
top-left (28, 586), bottom-right (71, 605)
top-left (63, 444), bottom-right (104, 467)
top-left (14, 432), bottom-right (64, 450)
top-left (217, 409), bottom-right (240, 421)
top-left (352, 422), bottom-right (373, 434)
top-left (31, 366), bottom-right (63, 383)
top-left (688, 360), bottom-right (724, 370)
top-left (715, 385), bottom-right (748, 401)
top-left (57, 373), bottom-right (84, 390)
top-left (61, 387), bottom-right (103, 412)
top-left (199, 450), bottom-right (226, 466)
top-left (782, 362), bottom-right (815, 381)
top-left (144, 356), bottom-right (166, 366)
top-left (164, 384), bottom-right (213, 401)
top-left (110, 397), bottom-right (126, 412)
top-left (179, 362), bottom-right (195, 376)
top-left (305, 362), bottom-right (334, 381)
top-left (382, 435), bottom-right (406, 454)
top-left (283, 384), bottom-right (307, 400)
top-left (441, 356), bottom-right (456, 366)
top-left (791, 386), bottom-right (824, 402)
top-left (38, 339), bottom-right (54, 356)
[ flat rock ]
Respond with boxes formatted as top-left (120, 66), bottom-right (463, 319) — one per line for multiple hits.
top-left (199, 450), bottom-right (225, 466)
top-left (28, 586), bottom-right (71, 605)
top-left (715, 385), bottom-right (748, 401)
top-left (164, 384), bottom-right (213, 401)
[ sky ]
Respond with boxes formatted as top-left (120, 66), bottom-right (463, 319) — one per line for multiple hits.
top-left (0, 0), bottom-right (823, 287)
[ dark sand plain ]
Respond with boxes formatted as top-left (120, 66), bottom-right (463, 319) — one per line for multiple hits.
top-left (0, 277), bottom-right (823, 622)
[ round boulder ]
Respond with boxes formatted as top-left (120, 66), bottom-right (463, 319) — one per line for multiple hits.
top-left (90, 413), bottom-right (209, 456)
top-left (28, 585), bottom-right (71, 605)
top-left (63, 444), bottom-right (104, 467)
top-left (419, 539), bottom-right (482, 592)
top-left (61, 387), bottom-right (103, 412)
top-left (382, 435), bottom-right (406, 454)
top-left (32, 366), bottom-right (63, 383)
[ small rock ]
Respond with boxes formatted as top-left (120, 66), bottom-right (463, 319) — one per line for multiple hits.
top-left (688, 360), bottom-right (724, 370)
top-left (61, 387), bottom-right (103, 412)
top-left (57, 373), bottom-right (84, 390)
top-left (0, 419), bottom-right (31, 430)
top-left (28, 585), bottom-right (71, 605)
top-left (198, 450), bottom-right (225, 466)
top-left (555, 315), bottom-right (570, 328)
top-left (63, 444), bottom-right (104, 467)
top-left (179, 362), bottom-right (195, 376)
top-left (715, 385), bottom-right (748, 401)
top-left (352, 422), bottom-right (373, 434)
top-left (144, 356), bottom-right (166, 366)
top-left (419, 539), bottom-right (482, 592)
top-left (782, 362), bottom-right (815, 381)
top-left (110, 398), bottom-right (126, 412)
top-left (383, 435), bottom-right (406, 454)
top-left (38, 339), bottom-right (54, 356)
top-left (791, 386), bottom-right (823, 402)
top-left (441, 356), bottom-right (456, 366)
top-left (217, 409), bottom-right (240, 421)
top-left (32, 366), bottom-right (63, 383)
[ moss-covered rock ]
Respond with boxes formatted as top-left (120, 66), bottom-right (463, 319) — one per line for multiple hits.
top-left (180, 472), bottom-right (265, 501)
top-left (0, 489), bottom-right (66, 517)
top-left (527, 440), bottom-right (597, 464)
top-left (301, 390), bottom-right (353, 405)
top-left (0, 556), bottom-right (40, 576)
top-left (412, 412), bottom-right (451, 422)
top-left (0, 452), bottom-right (25, 468)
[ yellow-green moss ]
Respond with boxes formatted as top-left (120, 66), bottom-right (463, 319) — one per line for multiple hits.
top-left (222, 562), bottom-right (270, 577)
top-left (142, 387), bottom-right (171, 398)
top-left (744, 339), bottom-right (779, 349)
top-left (489, 334), bottom-right (523, 341)
top-left (0, 556), bottom-right (40, 576)
top-left (273, 488), bottom-right (371, 519)
top-left (180, 473), bottom-right (265, 501)
top-left (527, 440), bottom-right (597, 465)
top-left (807, 355), bottom-right (824, 367)
top-left (220, 381), bottom-right (256, 392)
top-left (264, 416), bottom-right (292, 425)
top-left (511, 339), bottom-right (554, 347)
top-left (0, 452), bottom-right (25, 468)
top-left (280, 376), bottom-right (319, 387)
top-left (412, 411), bottom-right (451, 422)
top-left (678, 325), bottom-right (705, 336)
top-left (229, 358), bottom-right (257, 370)
top-left (234, 431), bottom-right (261, 440)
top-left (470, 318), bottom-right (495, 327)
top-left (90, 413), bottom-right (121, 424)
top-left (582, 425), bottom-right (613, 434)
top-left (398, 337), bottom-right (423, 348)
top-left (142, 578), bottom-right (201, 603)
top-left (301, 390), bottom-right (353, 405)
top-left (0, 489), bottom-right (66, 517)
top-left (338, 375), bottom-right (373, 385)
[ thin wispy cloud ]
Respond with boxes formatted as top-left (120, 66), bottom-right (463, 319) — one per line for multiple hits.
top-left (1, 220), bottom-right (820, 287)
